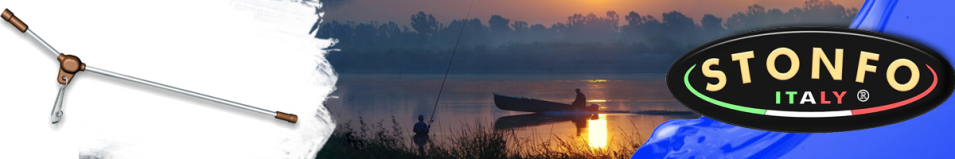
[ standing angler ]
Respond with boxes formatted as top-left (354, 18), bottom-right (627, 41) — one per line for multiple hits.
top-left (413, 115), bottom-right (432, 153)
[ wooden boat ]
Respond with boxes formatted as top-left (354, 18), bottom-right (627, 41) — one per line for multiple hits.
top-left (493, 93), bottom-right (595, 112)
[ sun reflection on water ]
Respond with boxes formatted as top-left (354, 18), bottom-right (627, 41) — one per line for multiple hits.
top-left (586, 114), bottom-right (608, 149)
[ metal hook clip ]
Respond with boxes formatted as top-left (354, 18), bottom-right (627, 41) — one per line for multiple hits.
top-left (50, 54), bottom-right (84, 124)
top-left (51, 83), bottom-right (67, 124)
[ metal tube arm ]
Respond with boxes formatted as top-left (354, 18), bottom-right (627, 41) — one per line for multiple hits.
top-left (3, 8), bottom-right (298, 124)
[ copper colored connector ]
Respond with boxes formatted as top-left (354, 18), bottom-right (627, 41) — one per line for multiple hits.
top-left (6, 8), bottom-right (298, 125)
top-left (2, 9), bottom-right (28, 32)
top-left (275, 111), bottom-right (298, 123)
top-left (56, 54), bottom-right (86, 84)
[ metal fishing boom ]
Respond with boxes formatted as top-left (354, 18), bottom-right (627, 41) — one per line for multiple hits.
top-left (2, 9), bottom-right (298, 124)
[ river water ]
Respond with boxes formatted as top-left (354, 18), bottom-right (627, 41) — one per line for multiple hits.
top-left (325, 73), bottom-right (699, 150)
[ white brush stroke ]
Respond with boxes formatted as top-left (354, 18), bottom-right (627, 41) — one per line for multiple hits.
top-left (0, 0), bottom-right (336, 158)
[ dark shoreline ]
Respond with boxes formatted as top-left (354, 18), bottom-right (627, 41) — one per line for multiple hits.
top-left (316, 116), bottom-right (644, 159)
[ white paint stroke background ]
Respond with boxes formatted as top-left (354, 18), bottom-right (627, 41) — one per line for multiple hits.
top-left (0, 0), bottom-right (336, 158)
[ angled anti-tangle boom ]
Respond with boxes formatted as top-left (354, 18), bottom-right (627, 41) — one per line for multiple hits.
top-left (3, 8), bottom-right (298, 124)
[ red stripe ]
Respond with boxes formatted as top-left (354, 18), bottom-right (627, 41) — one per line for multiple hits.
top-left (852, 64), bottom-right (938, 115)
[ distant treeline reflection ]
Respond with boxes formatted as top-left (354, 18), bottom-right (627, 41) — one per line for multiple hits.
top-left (315, 0), bottom-right (857, 74)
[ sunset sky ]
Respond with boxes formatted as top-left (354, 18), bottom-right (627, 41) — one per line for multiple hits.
top-left (322, 0), bottom-right (864, 26)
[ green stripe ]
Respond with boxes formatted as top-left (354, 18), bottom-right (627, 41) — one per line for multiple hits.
top-left (684, 65), bottom-right (766, 115)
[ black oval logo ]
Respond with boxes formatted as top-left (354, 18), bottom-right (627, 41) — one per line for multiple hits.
top-left (666, 27), bottom-right (955, 132)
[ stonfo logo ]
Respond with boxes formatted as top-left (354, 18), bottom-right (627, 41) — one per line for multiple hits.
top-left (666, 27), bottom-right (955, 132)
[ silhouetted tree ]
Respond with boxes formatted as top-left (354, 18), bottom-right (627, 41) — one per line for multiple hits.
top-left (622, 11), bottom-right (664, 43)
top-left (701, 14), bottom-right (726, 40)
top-left (625, 11), bottom-right (645, 27)
top-left (375, 22), bottom-right (402, 47)
top-left (488, 15), bottom-right (513, 44)
top-left (509, 21), bottom-right (530, 42)
top-left (512, 21), bottom-right (528, 32)
top-left (726, 0), bottom-right (855, 32)
top-left (411, 11), bottom-right (438, 44)
top-left (789, 0), bottom-right (857, 25)
top-left (560, 12), bottom-right (618, 43)
top-left (312, 0), bottom-right (857, 51)
top-left (437, 18), bottom-right (489, 46)
top-left (488, 15), bottom-right (512, 33)
top-left (527, 24), bottom-right (558, 42)
top-left (354, 22), bottom-right (378, 46)
top-left (606, 11), bottom-right (620, 32)
top-left (662, 11), bottom-right (697, 32)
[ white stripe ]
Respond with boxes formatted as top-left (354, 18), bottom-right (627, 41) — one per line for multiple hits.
top-left (764, 110), bottom-right (853, 118)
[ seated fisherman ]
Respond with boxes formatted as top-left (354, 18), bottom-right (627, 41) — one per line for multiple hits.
top-left (571, 88), bottom-right (587, 110)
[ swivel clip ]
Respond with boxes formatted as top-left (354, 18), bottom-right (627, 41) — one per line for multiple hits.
top-left (51, 54), bottom-right (85, 124)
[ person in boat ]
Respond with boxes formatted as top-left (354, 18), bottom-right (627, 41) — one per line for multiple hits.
top-left (413, 115), bottom-right (432, 153)
top-left (572, 88), bottom-right (587, 111)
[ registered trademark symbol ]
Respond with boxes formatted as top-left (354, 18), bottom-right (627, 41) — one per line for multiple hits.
top-left (857, 89), bottom-right (870, 102)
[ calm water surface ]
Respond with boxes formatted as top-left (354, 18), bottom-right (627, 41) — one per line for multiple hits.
top-left (325, 74), bottom-right (699, 150)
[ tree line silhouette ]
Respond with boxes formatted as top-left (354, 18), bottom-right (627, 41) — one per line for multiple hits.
top-left (312, 0), bottom-right (857, 52)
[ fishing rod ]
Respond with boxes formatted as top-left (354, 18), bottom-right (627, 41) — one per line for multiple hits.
top-left (2, 9), bottom-right (298, 124)
top-left (428, 0), bottom-right (475, 126)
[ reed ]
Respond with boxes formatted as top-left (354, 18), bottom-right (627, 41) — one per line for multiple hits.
top-left (316, 116), bottom-right (644, 159)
